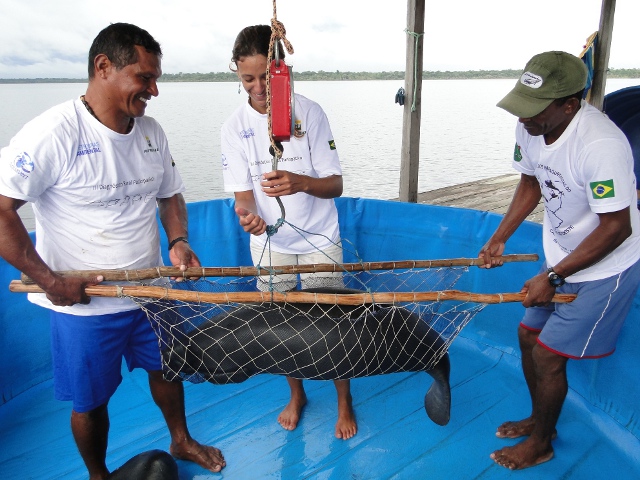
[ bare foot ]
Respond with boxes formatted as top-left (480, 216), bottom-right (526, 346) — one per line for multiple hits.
top-left (496, 417), bottom-right (557, 440)
top-left (490, 437), bottom-right (554, 470)
top-left (278, 394), bottom-right (307, 431)
top-left (333, 379), bottom-right (356, 439)
top-left (170, 438), bottom-right (225, 473)
top-left (496, 417), bottom-right (535, 438)
top-left (335, 402), bottom-right (357, 440)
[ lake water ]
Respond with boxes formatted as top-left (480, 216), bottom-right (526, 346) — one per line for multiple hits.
top-left (1, 78), bottom-right (638, 230)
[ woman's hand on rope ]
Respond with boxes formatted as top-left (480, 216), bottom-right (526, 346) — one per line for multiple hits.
top-left (261, 171), bottom-right (343, 199)
top-left (235, 206), bottom-right (267, 236)
top-left (260, 170), bottom-right (304, 197)
top-left (169, 240), bottom-right (201, 282)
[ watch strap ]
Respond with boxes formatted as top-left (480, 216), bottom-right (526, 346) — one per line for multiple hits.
top-left (546, 267), bottom-right (565, 287)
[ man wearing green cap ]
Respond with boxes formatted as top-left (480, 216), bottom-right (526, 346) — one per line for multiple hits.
top-left (479, 51), bottom-right (640, 470)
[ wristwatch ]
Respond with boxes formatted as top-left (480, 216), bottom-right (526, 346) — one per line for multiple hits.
top-left (547, 267), bottom-right (565, 288)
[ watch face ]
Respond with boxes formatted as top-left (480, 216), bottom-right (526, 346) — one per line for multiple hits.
top-left (548, 272), bottom-right (564, 287)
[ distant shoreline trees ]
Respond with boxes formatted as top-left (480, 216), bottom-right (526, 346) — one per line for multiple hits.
top-left (1, 68), bottom-right (638, 83)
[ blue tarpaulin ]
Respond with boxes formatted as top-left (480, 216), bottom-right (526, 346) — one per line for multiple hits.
top-left (1, 198), bottom-right (639, 479)
top-left (604, 85), bottom-right (640, 198)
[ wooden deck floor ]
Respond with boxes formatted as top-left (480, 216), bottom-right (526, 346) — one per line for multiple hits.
top-left (413, 173), bottom-right (544, 223)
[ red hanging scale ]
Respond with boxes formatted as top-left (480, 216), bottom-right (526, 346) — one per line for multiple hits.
top-left (269, 42), bottom-right (295, 142)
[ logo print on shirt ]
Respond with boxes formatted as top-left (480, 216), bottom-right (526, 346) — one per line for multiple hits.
top-left (240, 128), bottom-right (255, 139)
top-left (293, 119), bottom-right (306, 138)
top-left (513, 143), bottom-right (522, 162)
top-left (328, 140), bottom-right (336, 150)
top-left (144, 136), bottom-right (159, 153)
top-left (77, 142), bottom-right (102, 156)
top-left (11, 152), bottom-right (34, 178)
top-left (15, 152), bottom-right (34, 173)
top-left (590, 179), bottom-right (615, 199)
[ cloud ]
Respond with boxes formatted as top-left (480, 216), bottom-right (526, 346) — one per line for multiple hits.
top-left (309, 21), bottom-right (345, 34)
top-left (0, 0), bottom-right (637, 79)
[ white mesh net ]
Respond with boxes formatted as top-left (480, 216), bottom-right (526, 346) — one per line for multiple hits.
top-left (10, 248), bottom-right (543, 388)
top-left (125, 264), bottom-right (487, 384)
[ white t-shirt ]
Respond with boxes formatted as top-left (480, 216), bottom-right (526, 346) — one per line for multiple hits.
top-left (513, 100), bottom-right (640, 282)
top-left (221, 93), bottom-right (342, 254)
top-left (0, 98), bottom-right (185, 314)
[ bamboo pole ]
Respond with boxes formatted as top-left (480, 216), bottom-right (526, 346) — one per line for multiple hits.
top-left (9, 280), bottom-right (575, 305)
top-left (19, 254), bottom-right (538, 284)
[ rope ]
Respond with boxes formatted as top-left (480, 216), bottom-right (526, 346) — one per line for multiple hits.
top-left (405, 29), bottom-right (424, 112)
top-left (264, 0), bottom-right (295, 236)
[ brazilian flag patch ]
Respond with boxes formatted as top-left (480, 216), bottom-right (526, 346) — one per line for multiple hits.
top-left (513, 143), bottom-right (522, 162)
top-left (328, 140), bottom-right (336, 150)
top-left (590, 179), bottom-right (615, 199)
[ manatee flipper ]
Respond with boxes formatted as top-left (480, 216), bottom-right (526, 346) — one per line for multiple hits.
top-left (106, 450), bottom-right (178, 480)
top-left (424, 352), bottom-right (451, 426)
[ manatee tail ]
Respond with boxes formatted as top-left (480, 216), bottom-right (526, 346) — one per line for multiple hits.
top-left (424, 352), bottom-right (451, 426)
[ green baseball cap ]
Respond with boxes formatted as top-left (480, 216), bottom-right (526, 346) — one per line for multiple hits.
top-left (497, 51), bottom-right (588, 118)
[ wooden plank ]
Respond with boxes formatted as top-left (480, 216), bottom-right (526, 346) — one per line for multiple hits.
top-left (590, 0), bottom-right (616, 111)
top-left (399, 0), bottom-right (425, 203)
top-left (408, 174), bottom-right (544, 223)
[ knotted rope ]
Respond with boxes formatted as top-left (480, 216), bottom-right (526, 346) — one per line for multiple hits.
top-left (405, 28), bottom-right (424, 112)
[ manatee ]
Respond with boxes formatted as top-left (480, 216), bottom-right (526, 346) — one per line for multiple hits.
top-left (106, 450), bottom-right (178, 480)
top-left (163, 287), bottom-right (451, 426)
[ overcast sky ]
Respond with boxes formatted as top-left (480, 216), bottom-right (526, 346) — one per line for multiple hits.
top-left (0, 0), bottom-right (637, 79)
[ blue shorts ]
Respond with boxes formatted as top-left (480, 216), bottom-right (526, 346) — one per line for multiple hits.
top-left (521, 259), bottom-right (640, 359)
top-left (50, 308), bottom-right (162, 412)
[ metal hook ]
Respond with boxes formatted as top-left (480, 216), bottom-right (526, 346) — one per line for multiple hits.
top-left (274, 41), bottom-right (281, 68)
top-left (268, 141), bottom-right (286, 228)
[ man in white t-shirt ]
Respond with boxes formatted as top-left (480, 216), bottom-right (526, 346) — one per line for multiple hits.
top-left (479, 51), bottom-right (640, 470)
top-left (0, 23), bottom-right (225, 477)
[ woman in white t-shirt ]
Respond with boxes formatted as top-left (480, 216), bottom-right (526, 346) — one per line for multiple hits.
top-left (221, 25), bottom-right (356, 440)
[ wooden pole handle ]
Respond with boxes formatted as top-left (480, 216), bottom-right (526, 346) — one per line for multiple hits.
top-left (19, 254), bottom-right (539, 284)
top-left (9, 280), bottom-right (575, 305)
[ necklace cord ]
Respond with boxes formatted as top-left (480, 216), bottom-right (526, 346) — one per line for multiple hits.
top-left (81, 95), bottom-right (134, 133)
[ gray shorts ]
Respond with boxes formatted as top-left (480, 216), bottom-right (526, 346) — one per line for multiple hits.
top-left (250, 241), bottom-right (345, 292)
top-left (521, 259), bottom-right (640, 358)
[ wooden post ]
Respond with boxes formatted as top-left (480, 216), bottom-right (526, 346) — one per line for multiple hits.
top-left (590, 0), bottom-right (616, 111)
top-left (399, 0), bottom-right (425, 203)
